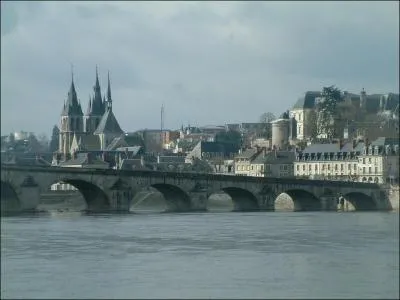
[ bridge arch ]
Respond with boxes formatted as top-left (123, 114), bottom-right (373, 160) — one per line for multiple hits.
top-left (276, 189), bottom-right (321, 211)
top-left (47, 178), bottom-right (110, 212)
top-left (151, 183), bottom-right (192, 212)
top-left (341, 192), bottom-right (378, 211)
top-left (1, 180), bottom-right (21, 213)
top-left (211, 187), bottom-right (259, 212)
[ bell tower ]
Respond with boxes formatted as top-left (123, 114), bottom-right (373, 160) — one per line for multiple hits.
top-left (59, 69), bottom-right (84, 158)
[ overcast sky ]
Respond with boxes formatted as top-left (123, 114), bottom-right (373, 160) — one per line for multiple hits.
top-left (1, 1), bottom-right (399, 137)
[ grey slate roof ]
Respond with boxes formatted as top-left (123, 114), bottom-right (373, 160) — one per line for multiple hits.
top-left (235, 148), bottom-right (258, 159)
top-left (158, 155), bottom-right (185, 164)
top-left (93, 109), bottom-right (124, 134)
top-left (292, 91), bottom-right (322, 109)
top-left (115, 146), bottom-right (143, 156)
top-left (59, 153), bottom-right (108, 167)
top-left (251, 151), bottom-right (267, 164)
top-left (264, 151), bottom-right (296, 164)
top-left (303, 143), bottom-right (340, 154)
top-left (199, 142), bottom-right (239, 156)
top-left (77, 135), bottom-right (100, 151)
top-left (370, 137), bottom-right (399, 146)
top-left (106, 135), bottom-right (127, 150)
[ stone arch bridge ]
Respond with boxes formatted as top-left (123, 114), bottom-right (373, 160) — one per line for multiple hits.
top-left (1, 165), bottom-right (392, 213)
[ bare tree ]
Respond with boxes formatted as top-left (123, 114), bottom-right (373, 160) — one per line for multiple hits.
top-left (259, 112), bottom-right (276, 123)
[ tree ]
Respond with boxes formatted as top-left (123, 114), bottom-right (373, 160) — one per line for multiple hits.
top-left (215, 130), bottom-right (242, 147)
top-left (316, 85), bottom-right (343, 139)
top-left (49, 125), bottom-right (60, 152)
top-left (259, 112), bottom-right (276, 123)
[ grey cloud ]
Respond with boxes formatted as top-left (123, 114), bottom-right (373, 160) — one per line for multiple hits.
top-left (1, 1), bottom-right (398, 136)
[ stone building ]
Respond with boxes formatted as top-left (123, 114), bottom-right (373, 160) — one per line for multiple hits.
top-left (234, 148), bottom-right (261, 176)
top-left (294, 142), bottom-right (361, 181)
top-left (290, 89), bottom-right (399, 141)
top-left (357, 137), bottom-right (399, 184)
top-left (263, 150), bottom-right (296, 178)
top-left (294, 137), bottom-right (399, 184)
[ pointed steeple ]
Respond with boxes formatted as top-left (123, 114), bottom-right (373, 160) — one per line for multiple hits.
top-left (106, 71), bottom-right (112, 111)
top-left (107, 71), bottom-right (112, 101)
top-left (91, 65), bottom-right (104, 115)
top-left (95, 65), bottom-right (100, 89)
top-left (62, 71), bottom-right (83, 116)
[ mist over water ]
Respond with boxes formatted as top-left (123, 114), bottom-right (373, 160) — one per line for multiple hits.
top-left (1, 210), bottom-right (398, 299)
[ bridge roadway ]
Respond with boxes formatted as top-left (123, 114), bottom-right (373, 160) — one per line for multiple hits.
top-left (1, 164), bottom-right (393, 213)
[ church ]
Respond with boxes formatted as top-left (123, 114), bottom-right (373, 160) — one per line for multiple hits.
top-left (57, 67), bottom-right (125, 160)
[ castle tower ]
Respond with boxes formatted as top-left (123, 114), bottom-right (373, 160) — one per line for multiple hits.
top-left (59, 71), bottom-right (84, 157)
top-left (84, 66), bottom-right (106, 133)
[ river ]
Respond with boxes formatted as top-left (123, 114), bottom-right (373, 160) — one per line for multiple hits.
top-left (1, 211), bottom-right (399, 299)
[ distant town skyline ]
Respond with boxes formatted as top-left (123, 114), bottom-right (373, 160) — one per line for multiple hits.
top-left (1, 1), bottom-right (399, 136)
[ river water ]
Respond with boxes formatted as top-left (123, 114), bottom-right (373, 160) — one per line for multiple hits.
top-left (1, 211), bottom-right (399, 299)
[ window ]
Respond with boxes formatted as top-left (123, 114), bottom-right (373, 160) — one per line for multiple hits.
top-left (334, 165), bottom-right (338, 171)
top-left (363, 167), bottom-right (365, 174)
top-left (363, 158), bottom-right (366, 164)
top-left (340, 164), bottom-right (344, 171)
top-left (303, 165), bottom-right (305, 171)
top-left (369, 167), bottom-right (371, 174)
top-left (375, 167), bottom-right (378, 173)
top-left (296, 165), bottom-right (299, 171)
top-left (368, 157), bottom-right (372, 163)
top-left (315, 164), bottom-right (318, 171)
top-left (354, 164), bottom-right (357, 170)
top-left (284, 165), bottom-right (288, 171)
top-left (308, 165), bottom-right (311, 171)
top-left (328, 165), bottom-right (330, 170)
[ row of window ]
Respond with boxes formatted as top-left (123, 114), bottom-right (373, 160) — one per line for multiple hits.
top-left (236, 164), bottom-right (264, 171)
top-left (296, 163), bottom-right (357, 172)
top-left (295, 164), bottom-right (380, 175)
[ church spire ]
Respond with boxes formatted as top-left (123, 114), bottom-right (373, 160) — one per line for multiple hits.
top-left (107, 71), bottom-right (112, 101)
top-left (95, 65), bottom-right (100, 88)
top-left (107, 71), bottom-right (112, 111)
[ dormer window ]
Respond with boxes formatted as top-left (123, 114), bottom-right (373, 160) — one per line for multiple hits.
top-left (374, 146), bottom-right (379, 155)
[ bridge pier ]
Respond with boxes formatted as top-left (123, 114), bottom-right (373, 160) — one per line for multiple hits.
top-left (319, 195), bottom-right (339, 211)
top-left (108, 179), bottom-right (133, 212)
top-left (188, 192), bottom-right (208, 212)
top-left (16, 176), bottom-right (41, 212)
top-left (257, 194), bottom-right (276, 211)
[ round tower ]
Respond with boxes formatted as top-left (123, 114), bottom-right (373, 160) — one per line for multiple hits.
top-left (271, 119), bottom-right (290, 150)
